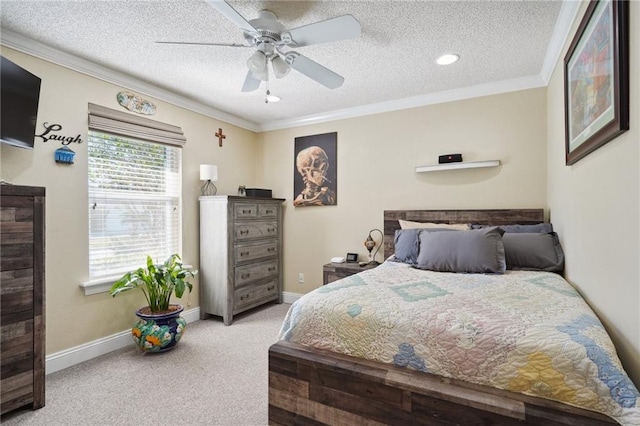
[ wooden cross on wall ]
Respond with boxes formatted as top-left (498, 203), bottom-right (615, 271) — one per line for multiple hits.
top-left (215, 128), bottom-right (226, 147)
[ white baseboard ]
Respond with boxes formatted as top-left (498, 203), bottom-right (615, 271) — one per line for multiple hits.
top-left (46, 307), bottom-right (201, 375)
top-left (282, 291), bottom-right (303, 304)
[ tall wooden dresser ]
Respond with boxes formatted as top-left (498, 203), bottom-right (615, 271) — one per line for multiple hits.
top-left (0, 185), bottom-right (45, 415)
top-left (199, 196), bottom-right (284, 325)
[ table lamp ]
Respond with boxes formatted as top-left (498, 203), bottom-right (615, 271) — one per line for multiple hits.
top-left (200, 164), bottom-right (218, 196)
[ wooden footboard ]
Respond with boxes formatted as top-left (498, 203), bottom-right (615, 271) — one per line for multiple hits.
top-left (269, 341), bottom-right (616, 425)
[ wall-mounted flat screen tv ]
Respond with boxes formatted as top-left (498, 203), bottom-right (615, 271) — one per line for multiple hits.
top-left (1, 56), bottom-right (42, 149)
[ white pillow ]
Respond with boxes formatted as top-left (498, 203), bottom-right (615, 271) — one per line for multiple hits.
top-left (398, 220), bottom-right (470, 231)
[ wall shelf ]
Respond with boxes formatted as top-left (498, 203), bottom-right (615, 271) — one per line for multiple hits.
top-left (415, 160), bottom-right (500, 173)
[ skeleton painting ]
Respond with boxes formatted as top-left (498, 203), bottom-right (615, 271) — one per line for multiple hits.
top-left (293, 132), bottom-right (337, 207)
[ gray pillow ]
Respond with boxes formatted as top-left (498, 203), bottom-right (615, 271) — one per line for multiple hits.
top-left (471, 223), bottom-right (553, 233)
top-left (393, 228), bottom-right (455, 265)
top-left (416, 227), bottom-right (506, 274)
top-left (502, 232), bottom-right (564, 273)
top-left (393, 229), bottom-right (421, 264)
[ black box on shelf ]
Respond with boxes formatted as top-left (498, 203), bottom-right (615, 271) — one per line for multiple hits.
top-left (245, 188), bottom-right (272, 198)
top-left (438, 153), bottom-right (463, 164)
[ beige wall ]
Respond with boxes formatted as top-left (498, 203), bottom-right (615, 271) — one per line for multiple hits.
top-left (256, 88), bottom-right (548, 295)
top-left (0, 48), bottom-right (259, 354)
top-left (546, 3), bottom-right (640, 384)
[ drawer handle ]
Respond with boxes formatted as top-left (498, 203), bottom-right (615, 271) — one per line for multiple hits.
top-left (241, 273), bottom-right (250, 279)
top-left (267, 228), bottom-right (276, 233)
top-left (264, 210), bottom-right (273, 214)
top-left (267, 247), bottom-right (275, 253)
top-left (240, 251), bottom-right (250, 257)
top-left (239, 230), bottom-right (249, 235)
top-left (267, 285), bottom-right (275, 291)
top-left (268, 267), bottom-right (276, 272)
top-left (240, 294), bottom-right (251, 301)
top-left (242, 209), bottom-right (252, 214)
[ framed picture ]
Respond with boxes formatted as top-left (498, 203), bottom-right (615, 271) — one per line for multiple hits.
top-left (293, 132), bottom-right (337, 207)
top-left (564, 0), bottom-right (629, 165)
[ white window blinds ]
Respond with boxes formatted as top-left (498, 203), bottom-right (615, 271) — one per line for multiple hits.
top-left (87, 104), bottom-right (183, 281)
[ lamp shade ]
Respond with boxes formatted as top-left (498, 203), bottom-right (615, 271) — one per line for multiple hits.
top-left (247, 50), bottom-right (266, 73)
top-left (200, 164), bottom-right (218, 181)
top-left (272, 56), bottom-right (291, 79)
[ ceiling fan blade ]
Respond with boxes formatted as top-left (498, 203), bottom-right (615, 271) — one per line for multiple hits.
top-left (281, 15), bottom-right (361, 47)
top-left (204, 0), bottom-right (257, 34)
top-left (283, 52), bottom-right (344, 89)
top-left (241, 71), bottom-right (261, 92)
top-left (155, 41), bottom-right (251, 48)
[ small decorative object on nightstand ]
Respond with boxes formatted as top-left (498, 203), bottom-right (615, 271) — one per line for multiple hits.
top-left (364, 228), bottom-right (383, 265)
top-left (323, 262), bottom-right (378, 285)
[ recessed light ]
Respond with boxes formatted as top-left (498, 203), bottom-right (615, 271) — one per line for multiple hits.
top-left (436, 54), bottom-right (460, 65)
top-left (266, 94), bottom-right (281, 103)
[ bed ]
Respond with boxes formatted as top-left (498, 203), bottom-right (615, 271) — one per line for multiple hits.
top-left (268, 209), bottom-right (640, 425)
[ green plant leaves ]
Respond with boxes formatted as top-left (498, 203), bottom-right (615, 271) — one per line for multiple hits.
top-left (109, 253), bottom-right (198, 313)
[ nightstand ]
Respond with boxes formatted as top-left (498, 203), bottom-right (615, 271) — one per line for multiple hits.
top-left (322, 262), bottom-right (378, 285)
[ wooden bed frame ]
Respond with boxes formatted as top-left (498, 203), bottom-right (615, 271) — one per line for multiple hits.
top-left (269, 209), bottom-right (616, 425)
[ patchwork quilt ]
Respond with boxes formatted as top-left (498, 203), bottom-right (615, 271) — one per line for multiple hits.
top-left (278, 261), bottom-right (640, 425)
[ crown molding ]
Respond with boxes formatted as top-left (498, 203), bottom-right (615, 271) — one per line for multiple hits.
top-left (0, 28), bottom-right (260, 132)
top-left (256, 74), bottom-right (546, 132)
top-left (539, 0), bottom-right (582, 85)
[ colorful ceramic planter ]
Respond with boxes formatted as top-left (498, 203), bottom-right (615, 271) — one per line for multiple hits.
top-left (131, 304), bottom-right (186, 352)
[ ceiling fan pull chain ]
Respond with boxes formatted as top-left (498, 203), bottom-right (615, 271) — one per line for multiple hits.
top-left (265, 54), bottom-right (272, 103)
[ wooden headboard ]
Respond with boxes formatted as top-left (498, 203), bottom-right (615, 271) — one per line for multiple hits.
top-left (383, 209), bottom-right (545, 259)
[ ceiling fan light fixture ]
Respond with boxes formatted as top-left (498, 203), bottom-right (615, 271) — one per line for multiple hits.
top-left (436, 54), bottom-right (460, 65)
top-left (271, 56), bottom-right (290, 79)
top-left (247, 50), bottom-right (267, 73)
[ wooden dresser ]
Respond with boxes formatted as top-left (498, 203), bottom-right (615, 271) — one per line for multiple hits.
top-left (0, 185), bottom-right (45, 415)
top-left (199, 196), bottom-right (284, 325)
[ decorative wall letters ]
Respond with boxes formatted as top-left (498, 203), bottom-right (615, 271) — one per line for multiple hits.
top-left (36, 123), bottom-right (82, 145)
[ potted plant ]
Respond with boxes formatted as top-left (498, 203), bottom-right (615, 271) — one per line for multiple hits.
top-left (110, 253), bottom-right (197, 352)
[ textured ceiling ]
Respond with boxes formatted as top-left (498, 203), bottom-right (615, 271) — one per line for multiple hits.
top-left (0, 0), bottom-right (565, 130)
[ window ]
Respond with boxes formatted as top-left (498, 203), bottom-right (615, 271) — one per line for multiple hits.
top-left (87, 104), bottom-right (185, 282)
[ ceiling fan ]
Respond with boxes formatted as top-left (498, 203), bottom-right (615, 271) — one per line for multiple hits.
top-left (157, 0), bottom-right (361, 94)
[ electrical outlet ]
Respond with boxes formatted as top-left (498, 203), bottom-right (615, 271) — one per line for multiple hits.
top-left (298, 273), bottom-right (304, 284)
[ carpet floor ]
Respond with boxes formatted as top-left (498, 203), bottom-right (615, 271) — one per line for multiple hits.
top-left (2, 302), bottom-right (291, 426)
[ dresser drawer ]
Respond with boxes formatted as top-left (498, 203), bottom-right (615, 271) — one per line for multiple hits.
top-left (234, 259), bottom-right (278, 287)
top-left (234, 203), bottom-right (257, 219)
top-left (234, 280), bottom-right (278, 310)
top-left (258, 204), bottom-right (278, 218)
top-left (234, 222), bottom-right (278, 240)
top-left (235, 240), bottom-right (278, 264)
top-left (1, 321), bottom-right (34, 369)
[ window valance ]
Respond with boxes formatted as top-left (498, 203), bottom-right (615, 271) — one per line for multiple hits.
top-left (88, 103), bottom-right (186, 147)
